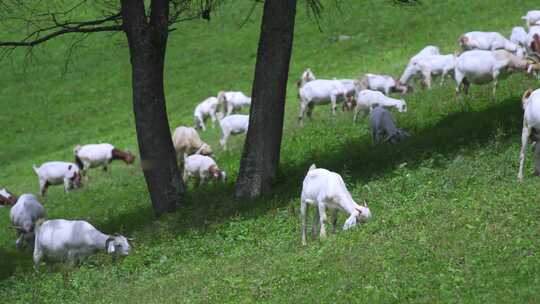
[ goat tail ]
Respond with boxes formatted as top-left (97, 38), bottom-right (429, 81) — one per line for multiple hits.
top-left (308, 164), bottom-right (317, 172)
top-left (32, 165), bottom-right (39, 175)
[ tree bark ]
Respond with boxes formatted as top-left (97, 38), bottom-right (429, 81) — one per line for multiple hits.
top-left (121, 0), bottom-right (184, 216)
top-left (234, 0), bottom-right (297, 199)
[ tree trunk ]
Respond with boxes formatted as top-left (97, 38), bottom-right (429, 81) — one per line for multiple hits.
top-left (121, 0), bottom-right (184, 216)
top-left (234, 0), bottom-right (297, 199)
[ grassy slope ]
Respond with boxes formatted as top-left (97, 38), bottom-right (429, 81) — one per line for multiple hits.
top-left (1, 0), bottom-right (540, 302)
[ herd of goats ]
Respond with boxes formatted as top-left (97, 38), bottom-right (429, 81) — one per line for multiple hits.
top-left (1, 10), bottom-right (540, 270)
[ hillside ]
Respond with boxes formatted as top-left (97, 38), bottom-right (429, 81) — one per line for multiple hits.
top-left (1, 0), bottom-right (540, 302)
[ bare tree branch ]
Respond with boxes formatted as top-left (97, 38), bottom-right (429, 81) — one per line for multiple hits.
top-left (0, 24), bottom-right (122, 47)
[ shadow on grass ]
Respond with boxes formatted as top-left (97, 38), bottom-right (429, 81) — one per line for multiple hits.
top-left (0, 96), bottom-right (524, 280)
top-left (177, 96), bottom-right (523, 226)
top-left (0, 247), bottom-right (19, 280)
top-left (104, 96), bottom-right (524, 236)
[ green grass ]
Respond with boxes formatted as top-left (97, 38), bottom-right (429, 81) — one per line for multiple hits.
top-left (1, 0), bottom-right (540, 302)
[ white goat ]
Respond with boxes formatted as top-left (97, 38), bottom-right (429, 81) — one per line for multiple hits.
top-left (33, 162), bottom-right (82, 196)
top-left (9, 193), bottom-right (46, 249)
top-left (518, 88), bottom-right (540, 181)
top-left (183, 154), bottom-right (227, 186)
top-left (399, 54), bottom-right (456, 89)
top-left (353, 89), bottom-right (407, 122)
top-left (454, 50), bottom-right (533, 97)
top-left (33, 219), bottom-right (131, 270)
top-left (359, 73), bottom-right (411, 95)
top-left (399, 45), bottom-right (441, 88)
top-left (193, 96), bottom-right (219, 131)
top-left (510, 26), bottom-right (528, 47)
top-left (300, 164), bottom-right (371, 245)
top-left (523, 10), bottom-right (540, 28)
top-left (217, 91), bottom-right (251, 117)
top-left (74, 143), bottom-right (135, 174)
top-left (459, 31), bottom-right (521, 53)
top-left (172, 126), bottom-right (213, 162)
top-left (218, 114), bottom-right (249, 150)
top-left (297, 79), bottom-right (349, 125)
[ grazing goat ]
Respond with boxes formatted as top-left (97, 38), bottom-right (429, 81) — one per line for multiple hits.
top-left (458, 31), bottom-right (521, 53)
top-left (399, 46), bottom-right (441, 89)
top-left (183, 154), bottom-right (227, 186)
top-left (300, 164), bottom-right (371, 245)
top-left (454, 50), bottom-right (535, 97)
top-left (33, 219), bottom-right (131, 270)
top-left (523, 11), bottom-right (540, 28)
top-left (399, 54), bottom-right (456, 89)
top-left (218, 114), bottom-right (249, 150)
top-left (297, 79), bottom-right (349, 125)
top-left (518, 88), bottom-right (540, 181)
top-left (193, 96), bottom-right (219, 131)
top-left (9, 193), bottom-right (46, 249)
top-left (510, 26), bottom-right (528, 47)
top-left (359, 73), bottom-right (411, 95)
top-left (217, 91), bottom-right (251, 117)
top-left (74, 143), bottom-right (135, 174)
top-left (369, 105), bottom-right (410, 145)
top-left (172, 126), bottom-right (213, 162)
top-left (33, 162), bottom-right (82, 196)
top-left (353, 89), bottom-right (407, 122)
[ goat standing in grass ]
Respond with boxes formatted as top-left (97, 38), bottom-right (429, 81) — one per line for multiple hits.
top-left (33, 162), bottom-right (82, 197)
top-left (33, 219), bottom-right (131, 271)
top-left (172, 126), bottom-right (213, 161)
top-left (74, 143), bottom-right (135, 175)
top-left (218, 114), bottom-right (249, 150)
top-left (217, 91), bottom-right (251, 117)
top-left (193, 96), bottom-right (219, 131)
top-left (1, 189), bottom-right (46, 249)
top-left (183, 154), bottom-right (226, 186)
top-left (454, 50), bottom-right (536, 98)
top-left (300, 164), bottom-right (371, 245)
